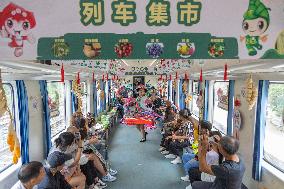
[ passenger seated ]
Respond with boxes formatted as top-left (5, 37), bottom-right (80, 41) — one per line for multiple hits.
top-left (50, 132), bottom-right (87, 189)
top-left (163, 109), bottom-right (195, 164)
top-left (37, 151), bottom-right (76, 189)
top-left (70, 113), bottom-right (117, 183)
top-left (181, 120), bottom-right (213, 181)
top-left (191, 135), bottom-right (245, 189)
top-left (185, 131), bottom-right (222, 186)
top-left (12, 161), bottom-right (45, 189)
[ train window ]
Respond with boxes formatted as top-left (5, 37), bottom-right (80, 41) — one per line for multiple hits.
top-left (97, 83), bottom-right (101, 113)
top-left (213, 81), bottom-right (229, 134)
top-left (47, 82), bottom-right (66, 138)
top-left (0, 83), bottom-right (16, 172)
top-left (264, 82), bottom-right (284, 172)
top-left (191, 81), bottom-right (199, 117)
top-left (81, 82), bottom-right (88, 116)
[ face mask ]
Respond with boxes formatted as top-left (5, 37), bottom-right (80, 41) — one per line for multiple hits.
top-left (65, 143), bottom-right (78, 153)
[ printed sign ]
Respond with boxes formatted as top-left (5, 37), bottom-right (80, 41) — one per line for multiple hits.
top-left (0, 0), bottom-right (283, 60)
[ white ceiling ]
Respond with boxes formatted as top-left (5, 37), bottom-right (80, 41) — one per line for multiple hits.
top-left (0, 59), bottom-right (284, 81)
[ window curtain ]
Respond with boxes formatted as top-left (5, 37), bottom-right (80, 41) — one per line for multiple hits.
top-left (39, 81), bottom-right (51, 158)
top-left (100, 79), bottom-right (104, 112)
top-left (71, 81), bottom-right (78, 114)
top-left (108, 80), bottom-right (111, 108)
top-left (227, 80), bottom-right (235, 136)
top-left (203, 80), bottom-right (209, 121)
top-left (93, 80), bottom-right (97, 116)
top-left (16, 80), bottom-right (29, 164)
top-left (252, 80), bottom-right (269, 181)
top-left (179, 79), bottom-right (185, 110)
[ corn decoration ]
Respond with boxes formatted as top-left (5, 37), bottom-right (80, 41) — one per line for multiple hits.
top-left (182, 80), bottom-right (188, 93)
top-left (172, 80), bottom-right (177, 89)
top-left (0, 70), bottom-right (21, 164)
top-left (185, 94), bottom-right (192, 105)
top-left (72, 79), bottom-right (83, 112)
top-left (246, 75), bottom-right (258, 110)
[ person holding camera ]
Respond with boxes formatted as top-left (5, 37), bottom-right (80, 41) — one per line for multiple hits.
top-left (49, 132), bottom-right (86, 189)
top-left (190, 135), bottom-right (245, 189)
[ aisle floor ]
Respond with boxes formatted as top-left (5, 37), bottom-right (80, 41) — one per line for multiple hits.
top-left (107, 124), bottom-right (189, 189)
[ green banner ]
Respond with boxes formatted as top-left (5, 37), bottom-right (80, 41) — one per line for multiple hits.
top-left (37, 33), bottom-right (238, 60)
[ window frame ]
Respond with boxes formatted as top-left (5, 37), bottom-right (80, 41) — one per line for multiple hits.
top-left (81, 81), bottom-right (88, 116)
top-left (191, 80), bottom-right (199, 118)
top-left (212, 80), bottom-right (230, 135)
top-left (47, 81), bottom-right (67, 139)
top-left (263, 81), bottom-right (284, 173)
top-left (0, 83), bottom-right (17, 173)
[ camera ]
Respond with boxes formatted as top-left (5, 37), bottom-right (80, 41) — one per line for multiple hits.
top-left (74, 132), bottom-right (81, 140)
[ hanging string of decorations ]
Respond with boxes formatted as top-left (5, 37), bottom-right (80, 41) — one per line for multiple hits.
top-left (0, 69), bottom-right (21, 164)
top-left (72, 74), bottom-right (83, 112)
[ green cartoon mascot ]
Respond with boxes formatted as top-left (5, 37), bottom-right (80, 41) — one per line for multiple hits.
top-left (240, 0), bottom-right (270, 56)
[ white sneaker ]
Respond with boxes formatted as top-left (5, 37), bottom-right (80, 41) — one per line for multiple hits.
top-left (159, 147), bottom-right (166, 152)
top-left (165, 154), bottom-right (176, 159)
top-left (102, 173), bottom-right (117, 182)
top-left (181, 175), bottom-right (190, 182)
top-left (109, 168), bottom-right (118, 176)
top-left (96, 179), bottom-right (107, 188)
top-left (161, 150), bottom-right (169, 155)
top-left (89, 184), bottom-right (100, 189)
top-left (171, 156), bottom-right (182, 164)
top-left (186, 184), bottom-right (192, 189)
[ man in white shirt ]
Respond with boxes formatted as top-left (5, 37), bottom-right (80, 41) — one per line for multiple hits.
top-left (11, 161), bottom-right (45, 189)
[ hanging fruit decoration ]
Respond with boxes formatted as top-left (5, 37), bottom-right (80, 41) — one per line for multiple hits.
top-left (246, 75), bottom-right (258, 110)
top-left (182, 80), bottom-right (188, 93)
top-left (72, 77), bottom-right (83, 112)
top-left (146, 42), bottom-right (164, 58)
top-left (114, 41), bottom-right (133, 58)
top-left (185, 94), bottom-right (192, 105)
top-left (0, 70), bottom-right (20, 164)
top-left (172, 79), bottom-right (177, 90)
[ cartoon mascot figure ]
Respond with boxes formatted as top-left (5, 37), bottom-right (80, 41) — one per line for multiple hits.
top-left (240, 0), bottom-right (270, 56)
top-left (0, 3), bottom-right (36, 57)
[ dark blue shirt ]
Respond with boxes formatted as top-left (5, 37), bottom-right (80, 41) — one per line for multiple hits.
top-left (211, 158), bottom-right (245, 189)
top-left (37, 167), bottom-right (72, 189)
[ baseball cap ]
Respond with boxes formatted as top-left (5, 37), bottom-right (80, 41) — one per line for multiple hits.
top-left (47, 151), bottom-right (72, 168)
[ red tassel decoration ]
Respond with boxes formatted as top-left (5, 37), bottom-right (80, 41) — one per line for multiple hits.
top-left (224, 64), bottom-right (228, 81)
top-left (60, 64), bottom-right (64, 82)
top-left (175, 72), bottom-right (178, 80)
top-left (170, 75), bottom-right (172, 80)
top-left (77, 72), bottom-right (80, 84)
top-left (106, 73), bottom-right (109, 80)
top-left (199, 69), bottom-right (203, 82)
top-left (159, 74), bottom-right (162, 81)
top-left (102, 74), bottom-right (105, 81)
top-left (185, 73), bottom-right (189, 80)
top-left (92, 72), bottom-right (95, 83)
top-left (166, 75), bottom-right (168, 81)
